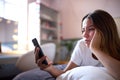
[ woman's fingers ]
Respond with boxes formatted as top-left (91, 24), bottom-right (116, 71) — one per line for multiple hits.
top-left (34, 47), bottom-right (40, 63)
top-left (37, 56), bottom-right (46, 64)
top-left (90, 30), bottom-right (101, 51)
top-left (37, 56), bottom-right (52, 70)
top-left (34, 47), bottom-right (53, 70)
top-left (37, 56), bottom-right (47, 69)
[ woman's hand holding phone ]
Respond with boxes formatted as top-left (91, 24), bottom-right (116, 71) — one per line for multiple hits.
top-left (32, 38), bottom-right (54, 72)
top-left (34, 47), bottom-right (61, 78)
top-left (34, 47), bottom-right (53, 70)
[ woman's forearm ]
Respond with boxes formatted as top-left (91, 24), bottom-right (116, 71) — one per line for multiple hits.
top-left (93, 50), bottom-right (120, 80)
top-left (45, 65), bottom-right (64, 78)
top-left (46, 61), bottom-right (78, 78)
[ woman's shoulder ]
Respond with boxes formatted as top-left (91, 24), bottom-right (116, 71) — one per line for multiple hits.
top-left (76, 39), bottom-right (90, 50)
top-left (77, 38), bottom-right (86, 45)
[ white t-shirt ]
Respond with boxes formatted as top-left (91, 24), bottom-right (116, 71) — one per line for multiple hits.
top-left (70, 39), bottom-right (103, 67)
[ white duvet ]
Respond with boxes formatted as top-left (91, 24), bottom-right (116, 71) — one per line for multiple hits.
top-left (56, 66), bottom-right (115, 80)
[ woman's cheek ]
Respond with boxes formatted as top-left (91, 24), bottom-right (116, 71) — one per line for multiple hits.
top-left (90, 31), bottom-right (95, 40)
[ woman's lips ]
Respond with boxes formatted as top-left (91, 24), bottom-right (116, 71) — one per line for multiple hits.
top-left (85, 40), bottom-right (91, 44)
top-left (85, 40), bottom-right (90, 42)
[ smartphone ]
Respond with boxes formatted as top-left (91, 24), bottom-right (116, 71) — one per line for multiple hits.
top-left (32, 38), bottom-right (48, 65)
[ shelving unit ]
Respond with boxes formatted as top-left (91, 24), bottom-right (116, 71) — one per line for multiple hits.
top-left (40, 2), bottom-right (62, 63)
top-left (40, 3), bottom-right (59, 44)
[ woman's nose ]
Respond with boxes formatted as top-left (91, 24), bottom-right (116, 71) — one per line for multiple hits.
top-left (82, 31), bottom-right (89, 38)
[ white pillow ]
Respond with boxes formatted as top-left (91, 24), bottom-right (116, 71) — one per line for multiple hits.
top-left (56, 66), bottom-right (115, 80)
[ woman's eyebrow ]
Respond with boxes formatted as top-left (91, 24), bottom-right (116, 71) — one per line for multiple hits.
top-left (82, 24), bottom-right (94, 29)
top-left (89, 25), bottom-right (94, 27)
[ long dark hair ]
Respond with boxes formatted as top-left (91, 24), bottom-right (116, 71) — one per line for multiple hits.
top-left (82, 10), bottom-right (120, 60)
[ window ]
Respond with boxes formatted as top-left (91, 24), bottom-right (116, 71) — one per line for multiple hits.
top-left (0, 0), bottom-right (28, 53)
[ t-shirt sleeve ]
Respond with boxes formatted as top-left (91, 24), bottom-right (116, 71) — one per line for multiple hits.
top-left (70, 40), bottom-right (84, 66)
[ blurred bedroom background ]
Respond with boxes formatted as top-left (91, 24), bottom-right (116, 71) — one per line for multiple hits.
top-left (0, 0), bottom-right (120, 80)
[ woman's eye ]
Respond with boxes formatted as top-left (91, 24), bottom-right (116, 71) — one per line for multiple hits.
top-left (82, 29), bottom-right (85, 33)
top-left (89, 28), bottom-right (95, 31)
top-left (82, 27), bottom-right (95, 33)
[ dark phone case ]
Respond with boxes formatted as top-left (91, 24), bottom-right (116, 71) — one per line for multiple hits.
top-left (32, 38), bottom-right (48, 65)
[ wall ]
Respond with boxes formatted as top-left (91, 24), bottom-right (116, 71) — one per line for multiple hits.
top-left (58, 0), bottom-right (120, 39)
